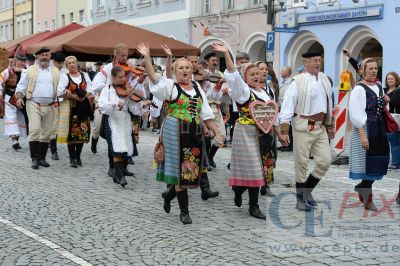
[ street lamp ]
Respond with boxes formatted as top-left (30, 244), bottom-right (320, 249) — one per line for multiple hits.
top-left (265, 0), bottom-right (286, 27)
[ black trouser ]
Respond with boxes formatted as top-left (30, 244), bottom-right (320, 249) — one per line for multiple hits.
top-left (68, 143), bottom-right (84, 159)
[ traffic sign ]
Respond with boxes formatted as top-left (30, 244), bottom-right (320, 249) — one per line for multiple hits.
top-left (266, 32), bottom-right (275, 52)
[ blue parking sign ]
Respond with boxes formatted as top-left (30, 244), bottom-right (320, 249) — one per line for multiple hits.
top-left (266, 32), bottom-right (275, 52)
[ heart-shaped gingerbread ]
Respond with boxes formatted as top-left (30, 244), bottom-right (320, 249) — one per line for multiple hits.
top-left (249, 100), bottom-right (278, 134)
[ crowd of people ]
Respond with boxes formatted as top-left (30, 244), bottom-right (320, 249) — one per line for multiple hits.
top-left (0, 42), bottom-right (399, 225)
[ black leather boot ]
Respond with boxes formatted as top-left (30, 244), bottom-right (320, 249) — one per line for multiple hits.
top-left (162, 185), bottom-right (176, 213)
top-left (75, 143), bottom-right (83, 166)
top-left (50, 139), bottom-right (59, 160)
top-left (208, 145), bottom-right (218, 168)
top-left (296, 182), bottom-right (311, 212)
top-left (304, 174), bottom-right (320, 208)
top-left (200, 172), bottom-right (219, 200)
top-left (108, 155), bottom-right (114, 178)
top-left (68, 144), bottom-right (77, 168)
top-left (123, 160), bottom-right (135, 176)
top-left (260, 185), bottom-right (275, 197)
top-left (233, 186), bottom-right (247, 207)
top-left (29, 141), bottom-right (40, 169)
top-left (91, 137), bottom-right (98, 154)
top-left (177, 190), bottom-right (192, 224)
top-left (38, 142), bottom-right (50, 167)
top-left (248, 187), bottom-right (266, 220)
top-left (113, 161), bottom-right (125, 185)
top-left (354, 180), bottom-right (377, 211)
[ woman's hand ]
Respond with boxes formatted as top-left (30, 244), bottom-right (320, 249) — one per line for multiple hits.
top-left (161, 44), bottom-right (172, 57)
top-left (383, 94), bottom-right (390, 105)
top-left (360, 135), bottom-right (369, 150)
top-left (137, 42), bottom-right (151, 58)
top-left (278, 133), bottom-right (290, 147)
top-left (211, 42), bottom-right (228, 53)
top-left (214, 133), bottom-right (225, 147)
top-left (64, 89), bottom-right (72, 97)
top-left (118, 100), bottom-right (125, 110)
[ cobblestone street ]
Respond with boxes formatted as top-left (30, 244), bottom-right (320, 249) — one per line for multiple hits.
top-left (0, 123), bottom-right (399, 265)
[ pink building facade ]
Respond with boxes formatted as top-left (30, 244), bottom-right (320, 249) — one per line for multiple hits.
top-left (33, 0), bottom-right (57, 33)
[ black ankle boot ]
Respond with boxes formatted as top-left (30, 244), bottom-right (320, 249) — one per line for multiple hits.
top-left (29, 141), bottom-right (40, 169)
top-left (248, 187), bottom-right (266, 220)
top-left (233, 186), bottom-right (247, 207)
top-left (199, 172), bottom-right (219, 200)
top-left (75, 143), bottom-right (83, 166)
top-left (91, 137), bottom-right (98, 154)
top-left (123, 161), bottom-right (135, 176)
top-left (177, 190), bottom-right (192, 224)
top-left (50, 139), bottom-right (59, 160)
top-left (354, 182), bottom-right (377, 211)
top-left (162, 185), bottom-right (176, 213)
top-left (208, 145), bottom-right (218, 168)
top-left (113, 161), bottom-right (124, 185)
top-left (68, 144), bottom-right (77, 168)
top-left (70, 158), bottom-right (77, 168)
top-left (296, 182), bottom-right (311, 212)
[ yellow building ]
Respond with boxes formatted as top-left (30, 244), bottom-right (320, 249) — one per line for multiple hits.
top-left (57, 0), bottom-right (89, 28)
top-left (14, 0), bottom-right (33, 39)
top-left (0, 0), bottom-right (13, 42)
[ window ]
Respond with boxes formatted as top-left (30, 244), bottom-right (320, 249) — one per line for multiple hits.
top-left (37, 22), bottom-right (41, 32)
top-left (79, 9), bottom-right (84, 22)
top-left (22, 19), bottom-right (26, 36)
top-left (5, 24), bottom-right (8, 40)
top-left (252, 0), bottom-right (262, 5)
top-left (226, 0), bottom-right (234, 9)
top-left (16, 21), bottom-right (20, 37)
top-left (139, 0), bottom-right (149, 3)
top-left (70, 12), bottom-right (74, 22)
top-left (29, 18), bottom-right (32, 34)
top-left (97, 0), bottom-right (105, 12)
top-left (44, 20), bottom-right (48, 30)
top-left (52, 19), bottom-right (56, 30)
top-left (117, 0), bottom-right (125, 7)
top-left (61, 14), bottom-right (65, 26)
top-left (204, 0), bottom-right (211, 14)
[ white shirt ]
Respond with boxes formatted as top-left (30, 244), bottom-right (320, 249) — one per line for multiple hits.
top-left (279, 72), bottom-right (331, 124)
top-left (16, 67), bottom-right (55, 104)
top-left (57, 72), bottom-right (93, 97)
top-left (279, 77), bottom-right (293, 106)
top-left (349, 84), bottom-right (380, 128)
top-left (149, 75), bottom-right (214, 121)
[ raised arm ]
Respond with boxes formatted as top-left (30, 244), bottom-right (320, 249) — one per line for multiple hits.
top-left (211, 43), bottom-right (235, 72)
top-left (137, 43), bottom-right (158, 84)
top-left (161, 44), bottom-right (173, 79)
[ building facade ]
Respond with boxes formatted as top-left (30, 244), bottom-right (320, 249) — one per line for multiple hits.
top-left (190, 0), bottom-right (272, 65)
top-left (0, 0), bottom-right (13, 42)
top-left (14, 0), bottom-right (33, 39)
top-left (278, 0), bottom-right (398, 86)
top-left (91, 0), bottom-right (191, 43)
top-left (34, 0), bottom-right (57, 33)
top-left (57, 0), bottom-right (90, 28)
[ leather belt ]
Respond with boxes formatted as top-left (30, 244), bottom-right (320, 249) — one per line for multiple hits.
top-left (28, 100), bottom-right (56, 106)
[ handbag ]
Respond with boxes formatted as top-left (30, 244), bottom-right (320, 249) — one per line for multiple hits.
top-left (383, 109), bottom-right (400, 133)
top-left (153, 93), bottom-right (172, 163)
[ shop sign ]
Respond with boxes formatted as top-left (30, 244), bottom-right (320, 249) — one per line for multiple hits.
top-left (208, 23), bottom-right (234, 38)
top-left (297, 5), bottom-right (383, 25)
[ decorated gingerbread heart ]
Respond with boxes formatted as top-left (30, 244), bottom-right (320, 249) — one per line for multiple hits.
top-left (249, 100), bottom-right (278, 134)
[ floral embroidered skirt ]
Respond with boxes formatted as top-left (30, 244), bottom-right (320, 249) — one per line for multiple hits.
top-left (156, 116), bottom-right (203, 188)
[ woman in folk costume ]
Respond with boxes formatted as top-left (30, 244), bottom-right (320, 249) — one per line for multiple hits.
top-left (0, 54), bottom-right (28, 150)
top-left (57, 56), bottom-right (94, 168)
top-left (98, 66), bottom-right (148, 188)
top-left (137, 43), bottom-right (224, 225)
top-left (349, 58), bottom-right (390, 211)
top-left (213, 43), bottom-right (287, 220)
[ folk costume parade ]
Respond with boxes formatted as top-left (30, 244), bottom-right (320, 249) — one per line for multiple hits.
top-left (57, 56), bottom-right (94, 168)
top-left (213, 43), bottom-right (284, 220)
top-left (137, 42), bottom-right (224, 224)
top-left (0, 54), bottom-right (28, 150)
top-left (15, 47), bottom-right (60, 170)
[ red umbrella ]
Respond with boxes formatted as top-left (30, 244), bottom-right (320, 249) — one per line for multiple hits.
top-left (2, 22), bottom-right (84, 57)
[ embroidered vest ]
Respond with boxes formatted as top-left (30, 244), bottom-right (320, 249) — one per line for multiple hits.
top-left (167, 82), bottom-right (203, 125)
top-left (4, 68), bottom-right (21, 94)
top-left (66, 72), bottom-right (87, 93)
top-left (25, 65), bottom-right (60, 100)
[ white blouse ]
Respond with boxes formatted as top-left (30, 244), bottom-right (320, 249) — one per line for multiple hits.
top-left (349, 84), bottom-right (380, 128)
top-left (224, 70), bottom-right (272, 104)
top-left (98, 85), bottom-right (146, 116)
top-left (149, 75), bottom-right (214, 121)
top-left (57, 72), bottom-right (93, 97)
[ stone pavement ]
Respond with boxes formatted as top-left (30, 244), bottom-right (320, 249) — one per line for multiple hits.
top-left (0, 122), bottom-right (398, 265)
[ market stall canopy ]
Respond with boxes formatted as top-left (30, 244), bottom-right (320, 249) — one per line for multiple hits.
top-left (26, 20), bottom-right (200, 61)
top-left (2, 22), bottom-right (84, 57)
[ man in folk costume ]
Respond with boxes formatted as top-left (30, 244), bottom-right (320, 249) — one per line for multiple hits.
top-left (0, 54), bottom-right (28, 150)
top-left (92, 43), bottom-right (144, 178)
top-left (279, 51), bottom-right (335, 212)
top-left (15, 47), bottom-right (60, 169)
top-left (48, 51), bottom-right (66, 160)
top-left (203, 52), bottom-right (228, 168)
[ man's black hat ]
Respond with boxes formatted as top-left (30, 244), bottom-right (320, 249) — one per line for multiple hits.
top-left (52, 51), bottom-right (66, 62)
top-left (27, 54), bottom-right (36, 61)
top-left (16, 54), bottom-right (27, 61)
top-left (35, 47), bottom-right (50, 56)
top-left (204, 52), bottom-right (217, 61)
top-left (302, 50), bottom-right (322, 58)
